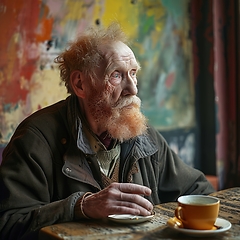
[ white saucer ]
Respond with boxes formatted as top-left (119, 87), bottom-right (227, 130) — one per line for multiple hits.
top-left (167, 217), bottom-right (232, 237)
top-left (108, 214), bottom-right (154, 224)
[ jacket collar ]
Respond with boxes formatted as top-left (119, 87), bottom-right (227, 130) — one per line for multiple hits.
top-left (133, 132), bottom-right (158, 158)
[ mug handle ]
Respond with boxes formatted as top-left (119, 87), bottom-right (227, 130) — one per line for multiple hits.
top-left (175, 206), bottom-right (183, 221)
top-left (175, 206), bottom-right (187, 225)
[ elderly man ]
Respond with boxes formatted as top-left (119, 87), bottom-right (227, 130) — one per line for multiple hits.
top-left (0, 23), bottom-right (214, 239)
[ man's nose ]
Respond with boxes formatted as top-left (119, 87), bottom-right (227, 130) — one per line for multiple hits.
top-left (121, 76), bottom-right (138, 96)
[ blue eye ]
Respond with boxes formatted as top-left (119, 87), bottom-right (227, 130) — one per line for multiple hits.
top-left (113, 73), bottom-right (121, 78)
top-left (108, 71), bottom-right (122, 85)
top-left (131, 70), bottom-right (137, 77)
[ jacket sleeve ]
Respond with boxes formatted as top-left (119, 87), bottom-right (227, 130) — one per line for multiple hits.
top-left (158, 147), bottom-right (215, 202)
top-left (146, 127), bottom-right (215, 203)
top-left (0, 125), bottom-right (82, 240)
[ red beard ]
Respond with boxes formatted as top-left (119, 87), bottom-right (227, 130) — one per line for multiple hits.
top-left (107, 103), bottom-right (147, 142)
top-left (86, 87), bottom-right (147, 142)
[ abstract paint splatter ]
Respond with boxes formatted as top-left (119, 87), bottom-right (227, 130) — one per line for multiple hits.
top-left (0, 0), bottom-right (193, 149)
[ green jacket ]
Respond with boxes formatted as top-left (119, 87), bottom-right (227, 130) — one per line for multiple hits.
top-left (0, 96), bottom-right (214, 240)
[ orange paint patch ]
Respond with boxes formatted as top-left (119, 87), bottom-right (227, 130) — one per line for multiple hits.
top-left (36, 17), bottom-right (54, 42)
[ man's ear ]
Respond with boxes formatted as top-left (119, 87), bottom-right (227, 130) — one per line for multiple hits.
top-left (70, 70), bottom-right (86, 98)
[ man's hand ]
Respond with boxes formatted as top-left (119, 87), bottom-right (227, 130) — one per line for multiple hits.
top-left (83, 182), bottom-right (153, 219)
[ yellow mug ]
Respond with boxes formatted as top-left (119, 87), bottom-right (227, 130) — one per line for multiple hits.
top-left (175, 195), bottom-right (220, 230)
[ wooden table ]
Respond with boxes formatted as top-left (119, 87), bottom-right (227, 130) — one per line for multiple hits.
top-left (39, 187), bottom-right (240, 239)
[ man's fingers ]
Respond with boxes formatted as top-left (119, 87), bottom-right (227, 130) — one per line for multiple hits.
top-left (113, 182), bottom-right (152, 196)
top-left (118, 192), bottom-right (153, 210)
top-left (116, 199), bottom-right (153, 216)
top-left (107, 183), bottom-right (153, 213)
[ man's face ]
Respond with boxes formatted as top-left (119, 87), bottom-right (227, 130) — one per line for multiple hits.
top-left (85, 41), bottom-right (147, 141)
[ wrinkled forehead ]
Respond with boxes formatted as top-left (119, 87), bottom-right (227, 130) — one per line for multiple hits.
top-left (99, 41), bottom-right (139, 67)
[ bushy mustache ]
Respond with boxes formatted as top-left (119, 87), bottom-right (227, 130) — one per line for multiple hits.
top-left (112, 96), bottom-right (141, 109)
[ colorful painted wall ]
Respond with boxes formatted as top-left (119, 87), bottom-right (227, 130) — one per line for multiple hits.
top-left (0, 0), bottom-right (194, 166)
